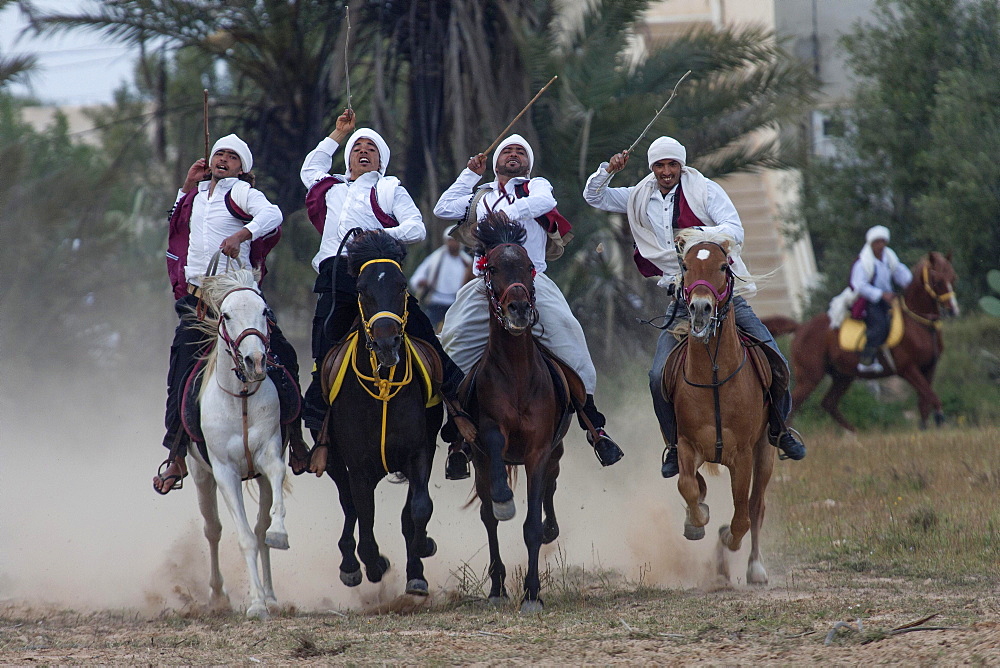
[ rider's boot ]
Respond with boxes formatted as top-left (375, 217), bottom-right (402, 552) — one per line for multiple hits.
top-left (284, 419), bottom-right (311, 476)
top-left (580, 394), bottom-right (624, 467)
top-left (767, 404), bottom-right (806, 460)
top-left (659, 401), bottom-right (679, 479)
top-left (445, 441), bottom-right (472, 480)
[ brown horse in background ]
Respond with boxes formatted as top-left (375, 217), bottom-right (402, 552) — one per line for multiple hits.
top-left (462, 212), bottom-right (576, 613)
top-left (666, 229), bottom-right (774, 585)
top-left (762, 252), bottom-right (959, 431)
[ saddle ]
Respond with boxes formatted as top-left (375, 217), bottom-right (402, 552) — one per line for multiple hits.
top-left (181, 351), bottom-right (303, 448)
top-left (320, 330), bottom-right (443, 408)
top-left (837, 300), bottom-right (904, 352)
top-left (456, 341), bottom-right (581, 460)
top-left (661, 329), bottom-right (774, 404)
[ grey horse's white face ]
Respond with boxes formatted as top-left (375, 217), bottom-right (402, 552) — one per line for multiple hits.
top-left (219, 288), bottom-right (269, 382)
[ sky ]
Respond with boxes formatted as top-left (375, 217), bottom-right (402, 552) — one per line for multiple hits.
top-left (0, 1), bottom-right (136, 105)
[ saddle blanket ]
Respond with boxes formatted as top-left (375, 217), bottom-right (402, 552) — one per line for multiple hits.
top-left (838, 300), bottom-right (903, 352)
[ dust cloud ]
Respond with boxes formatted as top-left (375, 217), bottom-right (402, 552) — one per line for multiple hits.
top-left (0, 358), bottom-right (753, 616)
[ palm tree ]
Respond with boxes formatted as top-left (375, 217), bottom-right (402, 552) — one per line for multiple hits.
top-left (0, 0), bottom-right (36, 89)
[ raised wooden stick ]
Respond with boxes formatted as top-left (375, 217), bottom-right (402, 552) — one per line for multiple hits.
top-left (344, 5), bottom-right (353, 111)
top-left (481, 75), bottom-right (558, 156)
top-left (203, 89), bottom-right (210, 166)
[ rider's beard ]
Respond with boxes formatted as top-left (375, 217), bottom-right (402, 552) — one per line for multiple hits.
top-left (496, 161), bottom-right (529, 178)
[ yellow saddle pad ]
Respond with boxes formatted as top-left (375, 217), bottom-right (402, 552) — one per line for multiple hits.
top-left (838, 300), bottom-right (904, 352)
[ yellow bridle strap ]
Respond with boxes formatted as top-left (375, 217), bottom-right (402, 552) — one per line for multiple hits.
top-left (922, 265), bottom-right (954, 303)
top-left (358, 258), bottom-right (403, 274)
top-left (350, 333), bottom-right (414, 473)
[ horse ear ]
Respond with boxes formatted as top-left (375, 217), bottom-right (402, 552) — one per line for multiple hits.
top-left (720, 239), bottom-right (732, 255)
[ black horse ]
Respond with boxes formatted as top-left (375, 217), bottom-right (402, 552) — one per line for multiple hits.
top-left (311, 230), bottom-right (444, 596)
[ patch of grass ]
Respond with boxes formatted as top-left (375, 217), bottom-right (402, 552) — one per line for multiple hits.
top-left (772, 426), bottom-right (1000, 580)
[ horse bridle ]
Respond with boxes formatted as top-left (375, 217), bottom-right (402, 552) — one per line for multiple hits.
top-left (921, 263), bottom-right (955, 306)
top-left (217, 286), bottom-right (272, 384)
top-left (679, 243), bottom-right (736, 340)
top-left (356, 258), bottom-right (409, 361)
top-left (482, 243), bottom-right (538, 332)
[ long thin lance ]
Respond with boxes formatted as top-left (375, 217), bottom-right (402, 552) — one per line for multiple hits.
top-left (595, 69), bottom-right (692, 191)
top-left (481, 75), bottom-right (558, 156)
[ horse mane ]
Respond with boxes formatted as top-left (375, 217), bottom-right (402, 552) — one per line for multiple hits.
top-left (474, 210), bottom-right (527, 255)
top-left (194, 268), bottom-right (262, 394)
top-left (347, 230), bottom-right (407, 276)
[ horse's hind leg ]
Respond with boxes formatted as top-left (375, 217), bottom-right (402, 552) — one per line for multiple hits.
top-left (349, 474), bottom-right (390, 583)
top-left (402, 444), bottom-right (436, 597)
top-left (324, 443), bottom-right (361, 586)
top-left (821, 374), bottom-right (856, 432)
top-left (214, 466), bottom-right (269, 619)
top-left (191, 461), bottom-right (229, 610)
top-left (474, 463), bottom-right (507, 605)
top-left (746, 434), bottom-right (774, 585)
top-left (521, 460), bottom-right (548, 614)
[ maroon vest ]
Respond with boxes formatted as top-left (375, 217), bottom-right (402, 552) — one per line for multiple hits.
top-left (165, 186), bottom-right (281, 300)
top-left (633, 182), bottom-right (701, 278)
top-left (304, 175), bottom-right (399, 234)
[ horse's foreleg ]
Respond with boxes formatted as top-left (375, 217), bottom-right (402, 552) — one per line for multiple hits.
top-left (481, 425), bottom-right (514, 521)
top-left (349, 474), bottom-right (389, 583)
top-left (191, 462), bottom-right (229, 610)
top-left (821, 374), bottom-right (856, 432)
top-left (323, 444), bottom-right (361, 587)
top-left (254, 477), bottom-right (278, 609)
top-left (541, 454), bottom-right (560, 545)
top-left (720, 454), bottom-right (753, 556)
top-left (402, 444), bottom-right (435, 596)
top-left (677, 441), bottom-right (709, 540)
top-left (520, 460), bottom-right (547, 614)
top-left (213, 465), bottom-right (269, 619)
top-left (260, 434), bottom-right (289, 552)
top-left (746, 433), bottom-right (774, 585)
top-left (474, 462), bottom-right (507, 604)
top-left (900, 366), bottom-right (943, 429)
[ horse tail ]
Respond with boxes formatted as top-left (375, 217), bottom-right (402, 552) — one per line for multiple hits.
top-left (760, 315), bottom-right (799, 338)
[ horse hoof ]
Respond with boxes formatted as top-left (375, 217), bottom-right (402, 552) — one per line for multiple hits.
top-left (246, 603), bottom-right (270, 620)
top-left (265, 531), bottom-right (289, 550)
top-left (366, 555), bottom-right (391, 582)
top-left (493, 499), bottom-right (516, 521)
top-left (542, 518), bottom-right (559, 544)
top-left (520, 598), bottom-right (544, 614)
top-left (684, 523), bottom-right (706, 541)
top-left (747, 561), bottom-right (768, 585)
top-left (405, 579), bottom-right (429, 596)
top-left (340, 569), bottom-right (362, 587)
top-left (419, 537), bottom-right (438, 559)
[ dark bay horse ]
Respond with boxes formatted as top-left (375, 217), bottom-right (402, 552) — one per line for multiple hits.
top-left (310, 231), bottom-right (444, 597)
top-left (762, 252), bottom-right (959, 431)
top-left (666, 229), bottom-right (774, 584)
top-left (464, 212), bottom-right (575, 613)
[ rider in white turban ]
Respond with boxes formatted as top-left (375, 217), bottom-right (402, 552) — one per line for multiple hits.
top-left (211, 134), bottom-right (253, 173)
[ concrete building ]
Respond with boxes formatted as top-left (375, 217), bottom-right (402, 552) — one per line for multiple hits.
top-left (637, 0), bottom-right (876, 317)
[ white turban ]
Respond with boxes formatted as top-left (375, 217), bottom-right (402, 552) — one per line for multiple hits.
top-left (493, 134), bottom-right (534, 176)
top-left (344, 128), bottom-right (390, 178)
top-left (866, 225), bottom-right (891, 244)
top-left (647, 136), bottom-right (686, 169)
top-left (211, 134), bottom-right (253, 173)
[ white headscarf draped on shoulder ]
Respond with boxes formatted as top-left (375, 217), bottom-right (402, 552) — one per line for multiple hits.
top-left (211, 134), bottom-right (253, 173)
top-left (624, 135), bottom-right (755, 296)
top-left (344, 128), bottom-right (391, 180)
top-left (492, 134), bottom-right (534, 177)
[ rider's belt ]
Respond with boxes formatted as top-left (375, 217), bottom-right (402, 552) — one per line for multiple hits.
top-left (187, 283), bottom-right (203, 299)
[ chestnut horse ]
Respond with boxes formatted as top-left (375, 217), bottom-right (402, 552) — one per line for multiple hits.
top-left (463, 212), bottom-right (575, 613)
top-left (762, 252), bottom-right (959, 431)
top-left (667, 229), bottom-right (773, 585)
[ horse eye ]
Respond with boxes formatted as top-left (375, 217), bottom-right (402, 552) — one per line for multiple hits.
top-left (720, 263), bottom-right (728, 271)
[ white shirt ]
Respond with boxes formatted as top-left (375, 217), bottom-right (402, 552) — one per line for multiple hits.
top-left (583, 162), bottom-right (745, 271)
top-left (301, 137), bottom-right (425, 272)
top-left (409, 247), bottom-right (472, 305)
top-left (433, 169), bottom-right (556, 274)
top-left (178, 178), bottom-right (282, 286)
top-left (851, 253), bottom-right (913, 302)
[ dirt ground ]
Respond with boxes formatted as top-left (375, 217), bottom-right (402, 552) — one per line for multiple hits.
top-left (2, 367), bottom-right (999, 665)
